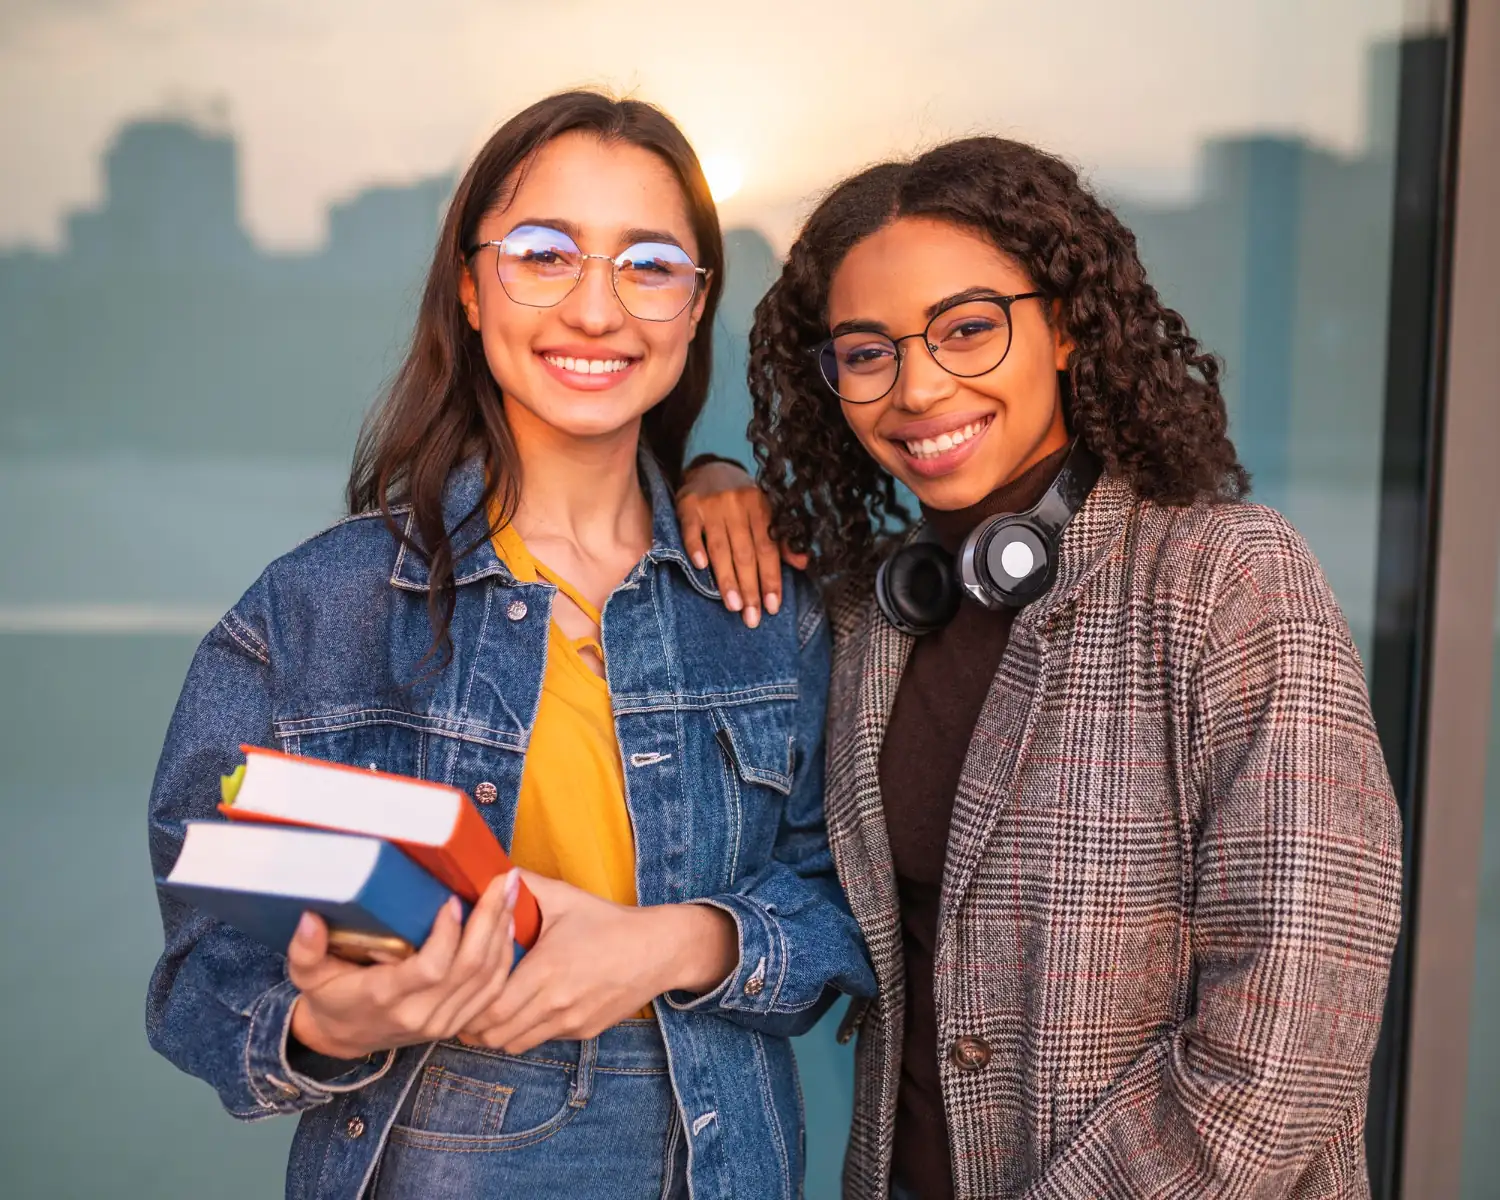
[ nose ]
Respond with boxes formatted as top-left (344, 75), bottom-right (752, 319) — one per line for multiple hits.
top-left (891, 339), bottom-right (956, 414)
top-left (559, 256), bottom-right (626, 337)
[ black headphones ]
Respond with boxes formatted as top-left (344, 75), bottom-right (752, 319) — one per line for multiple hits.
top-left (874, 440), bottom-right (1102, 635)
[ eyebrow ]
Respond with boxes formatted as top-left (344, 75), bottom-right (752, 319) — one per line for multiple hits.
top-left (828, 287), bottom-right (1010, 338)
top-left (503, 217), bottom-right (687, 252)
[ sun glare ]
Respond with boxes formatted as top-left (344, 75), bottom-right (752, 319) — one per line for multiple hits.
top-left (701, 155), bottom-right (745, 203)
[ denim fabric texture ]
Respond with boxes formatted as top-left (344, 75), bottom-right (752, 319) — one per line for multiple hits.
top-left (144, 450), bottom-right (875, 1200)
top-left (370, 1021), bottom-right (688, 1200)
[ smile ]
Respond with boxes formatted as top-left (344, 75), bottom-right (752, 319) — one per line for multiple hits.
top-left (540, 354), bottom-right (634, 375)
top-left (901, 416), bottom-right (993, 460)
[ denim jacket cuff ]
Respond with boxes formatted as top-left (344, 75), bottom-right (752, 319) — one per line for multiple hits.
top-left (662, 896), bottom-right (780, 1016)
top-left (245, 978), bottom-right (394, 1111)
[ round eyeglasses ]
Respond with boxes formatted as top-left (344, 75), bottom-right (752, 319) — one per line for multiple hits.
top-left (815, 292), bottom-right (1045, 403)
top-left (465, 224), bottom-right (708, 323)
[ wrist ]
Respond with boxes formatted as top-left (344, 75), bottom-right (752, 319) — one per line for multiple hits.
top-left (289, 995), bottom-right (362, 1061)
top-left (651, 903), bottom-right (738, 996)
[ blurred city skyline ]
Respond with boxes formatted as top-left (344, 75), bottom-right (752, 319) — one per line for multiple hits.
top-left (0, 0), bottom-right (1418, 254)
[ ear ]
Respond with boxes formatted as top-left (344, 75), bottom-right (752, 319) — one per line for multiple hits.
top-left (686, 271), bottom-right (712, 340)
top-left (458, 263), bottom-right (481, 330)
top-left (1049, 298), bottom-right (1075, 371)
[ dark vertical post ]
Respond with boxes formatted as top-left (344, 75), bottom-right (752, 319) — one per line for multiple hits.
top-left (1364, 25), bottom-right (1461, 1200)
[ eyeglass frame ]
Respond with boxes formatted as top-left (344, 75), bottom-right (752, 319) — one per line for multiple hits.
top-left (463, 230), bottom-right (710, 323)
top-left (813, 290), bottom-right (1047, 403)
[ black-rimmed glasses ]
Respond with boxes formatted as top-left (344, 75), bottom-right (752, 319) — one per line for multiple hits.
top-left (814, 292), bottom-right (1045, 403)
top-left (465, 224), bottom-right (707, 322)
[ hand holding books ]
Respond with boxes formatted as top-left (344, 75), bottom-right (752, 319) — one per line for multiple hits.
top-left (286, 869), bottom-right (523, 1060)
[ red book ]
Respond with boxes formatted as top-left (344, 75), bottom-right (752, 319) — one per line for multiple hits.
top-left (218, 745), bottom-right (541, 949)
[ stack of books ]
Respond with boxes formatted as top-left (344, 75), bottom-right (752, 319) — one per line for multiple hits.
top-left (161, 747), bottom-right (541, 963)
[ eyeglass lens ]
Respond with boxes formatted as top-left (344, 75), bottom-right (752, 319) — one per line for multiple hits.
top-left (495, 224), bottom-right (700, 321)
top-left (818, 298), bottom-right (1016, 403)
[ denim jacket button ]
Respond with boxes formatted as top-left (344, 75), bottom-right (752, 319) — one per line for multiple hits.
top-left (743, 976), bottom-right (765, 997)
top-left (345, 1115), bottom-right (366, 1139)
top-left (507, 600), bottom-right (528, 621)
top-left (474, 781), bottom-right (498, 805)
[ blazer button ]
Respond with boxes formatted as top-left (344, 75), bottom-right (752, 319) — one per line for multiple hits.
top-left (474, 781), bottom-right (498, 805)
top-left (949, 1036), bottom-right (992, 1072)
top-left (345, 1115), bottom-right (366, 1139)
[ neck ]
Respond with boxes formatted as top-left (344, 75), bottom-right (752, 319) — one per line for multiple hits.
top-left (501, 397), bottom-right (653, 554)
top-left (922, 441), bottom-right (1073, 554)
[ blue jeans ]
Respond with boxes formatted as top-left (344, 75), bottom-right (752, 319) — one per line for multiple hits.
top-left (371, 1021), bottom-right (688, 1199)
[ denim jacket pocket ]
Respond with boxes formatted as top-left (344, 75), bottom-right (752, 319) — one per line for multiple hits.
top-left (272, 709), bottom-right (429, 779)
top-left (709, 702), bottom-right (795, 883)
top-left (711, 703), bottom-right (795, 797)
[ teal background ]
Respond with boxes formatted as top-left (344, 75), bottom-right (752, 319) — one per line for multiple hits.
top-left (0, 22), bottom-right (1434, 1200)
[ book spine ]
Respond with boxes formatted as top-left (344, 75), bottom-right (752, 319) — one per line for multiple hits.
top-left (450, 797), bottom-right (543, 948)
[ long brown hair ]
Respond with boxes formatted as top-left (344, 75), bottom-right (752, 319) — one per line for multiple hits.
top-left (748, 137), bottom-right (1247, 583)
top-left (348, 91), bottom-right (724, 665)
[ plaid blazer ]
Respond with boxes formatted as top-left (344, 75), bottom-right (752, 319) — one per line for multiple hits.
top-left (825, 476), bottom-right (1403, 1199)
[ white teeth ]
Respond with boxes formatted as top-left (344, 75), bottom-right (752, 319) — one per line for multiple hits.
top-left (902, 417), bottom-right (990, 459)
top-left (543, 354), bottom-right (630, 374)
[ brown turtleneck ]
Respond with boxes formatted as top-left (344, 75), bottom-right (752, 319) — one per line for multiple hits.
top-left (878, 444), bottom-right (1069, 1198)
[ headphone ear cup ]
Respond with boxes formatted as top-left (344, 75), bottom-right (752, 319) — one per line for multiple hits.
top-left (876, 542), bottom-right (962, 635)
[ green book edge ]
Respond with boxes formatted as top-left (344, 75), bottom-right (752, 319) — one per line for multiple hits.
top-left (220, 763), bottom-right (245, 807)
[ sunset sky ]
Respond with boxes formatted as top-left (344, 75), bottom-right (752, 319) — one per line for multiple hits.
top-left (0, 0), bottom-right (1422, 252)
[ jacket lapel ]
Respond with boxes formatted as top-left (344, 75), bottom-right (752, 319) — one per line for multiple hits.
top-left (938, 476), bottom-right (1137, 931)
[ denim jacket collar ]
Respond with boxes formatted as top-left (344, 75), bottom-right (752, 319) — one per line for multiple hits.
top-left (388, 445), bottom-right (721, 601)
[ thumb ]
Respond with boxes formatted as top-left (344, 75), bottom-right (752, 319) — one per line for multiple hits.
top-left (285, 912), bottom-right (342, 990)
top-left (780, 542), bottom-right (810, 571)
top-left (514, 869), bottom-right (573, 910)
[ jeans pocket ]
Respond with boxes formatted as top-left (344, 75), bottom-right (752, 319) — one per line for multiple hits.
top-left (409, 1066), bottom-right (512, 1137)
top-left (389, 1044), bottom-right (581, 1151)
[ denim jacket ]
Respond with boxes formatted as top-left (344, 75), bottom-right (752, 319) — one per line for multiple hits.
top-left (145, 451), bottom-right (875, 1200)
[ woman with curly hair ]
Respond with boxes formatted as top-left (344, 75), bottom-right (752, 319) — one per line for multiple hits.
top-left (676, 137), bottom-right (1403, 1199)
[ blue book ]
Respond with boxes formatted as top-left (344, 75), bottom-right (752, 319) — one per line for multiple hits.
top-left (161, 821), bottom-right (456, 957)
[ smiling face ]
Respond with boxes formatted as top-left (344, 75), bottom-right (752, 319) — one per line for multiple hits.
top-left (825, 216), bottom-right (1073, 510)
top-left (459, 131), bottom-right (708, 453)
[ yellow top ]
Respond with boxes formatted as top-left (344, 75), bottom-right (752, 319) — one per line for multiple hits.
top-left (492, 524), bottom-right (651, 1015)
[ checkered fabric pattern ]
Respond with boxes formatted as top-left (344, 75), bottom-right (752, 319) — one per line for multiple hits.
top-left (825, 477), bottom-right (1403, 1199)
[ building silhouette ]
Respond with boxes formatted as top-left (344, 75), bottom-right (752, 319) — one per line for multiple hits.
top-left (0, 42), bottom-right (1402, 512)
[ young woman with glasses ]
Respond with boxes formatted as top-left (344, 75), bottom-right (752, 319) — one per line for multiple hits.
top-left (676, 138), bottom-right (1403, 1198)
top-left (145, 91), bottom-right (872, 1200)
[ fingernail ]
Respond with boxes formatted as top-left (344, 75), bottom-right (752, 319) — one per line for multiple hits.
top-left (726, 590), bottom-right (742, 612)
top-left (296, 912), bottom-right (317, 940)
top-left (505, 870), bottom-right (521, 906)
top-left (744, 606), bottom-right (760, 628)
top-left (765, 593), bottom-right (780, 615)
top-left (691, 552), bottom-right (708, 569)
top-left (446, 896), bottom-right (463, 920)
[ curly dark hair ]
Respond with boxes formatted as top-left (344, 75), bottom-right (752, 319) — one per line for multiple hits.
top-left (747, 137), bottom-right (1248, 582)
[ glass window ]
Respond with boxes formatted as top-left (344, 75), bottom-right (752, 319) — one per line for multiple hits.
top-left (0, 3), bottom-right (1423, 1195)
